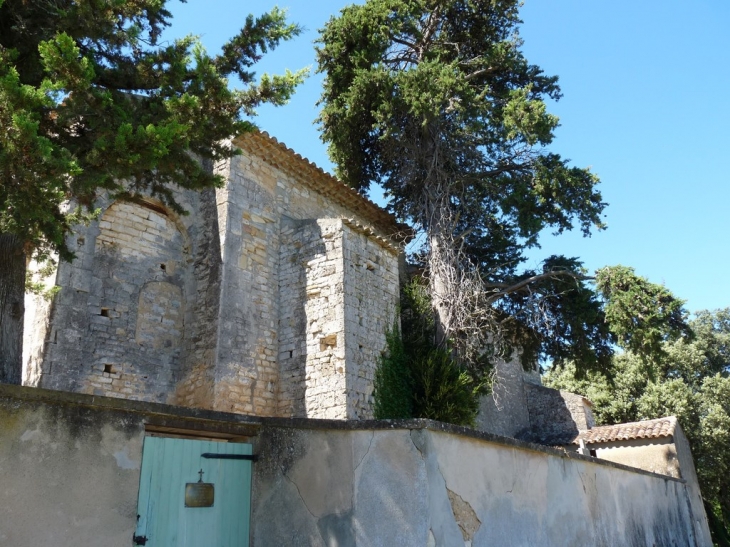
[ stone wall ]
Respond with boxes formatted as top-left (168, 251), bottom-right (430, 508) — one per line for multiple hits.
top-left (522, 383), bottom-right (596, 444)
top-left (253, 423), bottom-right (707, 546)
top-left (341, 222), bottom-right (400, 419)
top-left (23, 133), bottom-right (403, 420)
top-left (476, 355), bottom-right (532, 437)
top-left (25, 190), bottom-right (219, 406)
top-left (277, 219), bottom-right (400, 419)
top-left (210, 147), bottom-right (402, 418)
top-left (278, 219), bottom-right (346, 419)
top-left (476, 357), bottom-right (597, 445)
top-left (0, 385), bottom-right (711, 546)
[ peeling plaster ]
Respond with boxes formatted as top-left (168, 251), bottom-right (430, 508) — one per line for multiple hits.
top-left (447, 488), bottom-right (482, 542)
top-left (112, 448), bottom-right (138, 470)
top-left (20, 428), bottom-right (41, 442)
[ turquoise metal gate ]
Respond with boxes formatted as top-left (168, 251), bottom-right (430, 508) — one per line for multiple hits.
top-left (134, 436), bottom-right (253, 546)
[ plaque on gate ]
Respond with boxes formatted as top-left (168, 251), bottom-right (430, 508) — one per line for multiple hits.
top-left (185, 469), bottom-right (214, 507)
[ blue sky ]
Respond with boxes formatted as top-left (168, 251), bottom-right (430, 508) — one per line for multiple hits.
top-left (164, 1), bottom-right (730, 313)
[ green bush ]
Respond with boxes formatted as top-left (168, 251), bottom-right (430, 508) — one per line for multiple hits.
top-left (410, 347), bottom-right (481, 427)
top-left (373, 324), bottom-right (413, 420)
top-left (373, 279), bottom-right (485, 427)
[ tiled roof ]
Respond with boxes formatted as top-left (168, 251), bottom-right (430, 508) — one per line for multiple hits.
top-left (233, 131), bottom-right (412, 242)
top-left (573, 416), bottom-right (677, 445)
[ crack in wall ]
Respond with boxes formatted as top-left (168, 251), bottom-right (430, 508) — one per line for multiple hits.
top-left (409, 429), bottom-right (426, 460)
top-left (354, 431), bottom-right (375, 472)
top-left (282, 465), bottom-right (318, 520)
top-left (352, 431), bottom-right (375, 516)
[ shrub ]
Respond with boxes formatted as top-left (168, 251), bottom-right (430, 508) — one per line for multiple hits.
top-left (373, 323), bottom-right (413, 420)
top-left (410, 347), bottom-right (482, 427)
top-left (373, 279), bottom-right (485, 426)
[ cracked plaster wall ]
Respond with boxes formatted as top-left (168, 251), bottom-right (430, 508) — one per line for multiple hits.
top-left (252, 426), bottom-right (707, 547)
top-left (0, 386), bottom-right (709, 546)
top-left (0, 390), bottom-right (145, 547)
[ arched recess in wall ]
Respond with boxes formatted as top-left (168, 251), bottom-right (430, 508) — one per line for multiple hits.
top-left (87, 198), bottom-right (191, 398)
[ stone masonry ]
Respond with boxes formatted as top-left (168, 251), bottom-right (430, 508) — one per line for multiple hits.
top-left (23, 132), bottom-right (405, 420)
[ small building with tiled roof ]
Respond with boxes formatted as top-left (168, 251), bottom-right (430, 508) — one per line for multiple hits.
top-left (561, 415), bottom-right (709, 542)
top-left (23, 131), bottom-right (407, 421)
top-left (573, 415), bottom-right (677, 447)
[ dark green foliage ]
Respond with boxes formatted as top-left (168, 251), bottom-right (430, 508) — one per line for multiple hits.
top-left (410, 347), bottom-right (481, 427)
top-left (497, 256), bottom-right (614, 373)
top-left (373, 280), bottom-right (484, 427)
top-left (315, 0), bottom-right (619, 373)
top-left (707, 500), bottom-right (730, 547)
top-left (545, 308), bottom-right (730, 544)
top-left (316, 0), bottom-right (604, 238)
top-left (595, 265), bottom-right (692, 362)
top-left (0, 0), bottom-right (305, 259)
top-left (373, 323), bottom-right (412, 420)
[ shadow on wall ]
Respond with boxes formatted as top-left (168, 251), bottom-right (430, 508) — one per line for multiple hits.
top-left (29, 197), bottom-right (219, 407)
top-left (278, 218), bottom-right (337, 419)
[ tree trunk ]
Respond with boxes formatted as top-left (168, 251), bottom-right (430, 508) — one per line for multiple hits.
top-left (428, 208), bottom-right (454, 349)
top-left (0, 233), bottom-right (26, 384)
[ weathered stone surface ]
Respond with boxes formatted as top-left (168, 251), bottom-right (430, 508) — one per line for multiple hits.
top-left (23, 135), bottom-right (403, 421)
top-left (447, 488), bottom-right (481, 542)
top-left (476, 355), bottom-right (533, 437)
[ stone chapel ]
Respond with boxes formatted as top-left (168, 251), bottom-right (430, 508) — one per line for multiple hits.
top-left (16, 131), bottom-right (713, 543)
top-left (23, 131), bottom-right (406, 420)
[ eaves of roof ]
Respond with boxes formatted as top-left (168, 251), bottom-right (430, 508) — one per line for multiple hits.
top-left (232, 131), bottom-right (413, 243)
top-left (573, 416), bottom-right (677, 445)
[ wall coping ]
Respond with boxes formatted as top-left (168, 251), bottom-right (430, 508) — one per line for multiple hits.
top-left (0, 384), bottom-right (684, 484)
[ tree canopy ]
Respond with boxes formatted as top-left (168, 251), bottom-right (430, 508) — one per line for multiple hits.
top-left (316, 0), bottom-right (684, 373)
top-left (1, 0), bottom-right (305, 256)
top-left (545, 309), bottom-right (730, 545)
top-left (0, 0), bottom-right (305, 382)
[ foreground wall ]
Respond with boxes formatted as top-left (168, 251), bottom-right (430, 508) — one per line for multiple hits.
top-left (0, 385), bottom-right (710, 546)
top-left (253, 423), bottom-right (706, 547)
top-left (0, 385), bottom-right (258, 547)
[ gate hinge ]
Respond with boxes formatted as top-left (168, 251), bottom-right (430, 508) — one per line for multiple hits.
top-left (201, 452), bottom-right (259, 461)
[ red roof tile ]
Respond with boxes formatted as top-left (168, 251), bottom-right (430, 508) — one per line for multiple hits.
top-left (573, 416), bottom-right (677, 445)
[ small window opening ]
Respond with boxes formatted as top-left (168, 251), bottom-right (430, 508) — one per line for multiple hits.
top-left (77, 237), bottom-right (85, 246)
top-left (103, 364), bottom-right (114, 374)
top-left (160, 263), bottom-right (166, 272)
top-left (100, 308), bottom-right (110, 317)
top-left (589, 449), bottom-right (597, 458)
top-left (288, 350), bottom-right (294, 359)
